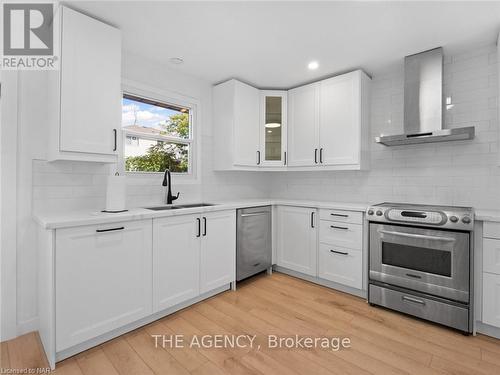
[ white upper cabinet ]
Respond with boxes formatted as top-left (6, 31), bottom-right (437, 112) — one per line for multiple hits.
top-left (48, 6), bottom-right (121, 162)
top-left (288, 70), bottom-right (370, 170)
top-left (213, 71), bottom-right (370, 171)
top-left (259, 91), bottom-right (288, 166)
top-left (213, 79), bottom-right (260, 169)
top-left (320, 72), bottom-right (362, 166)
top-left (287, 83), bottom-right (320, 167)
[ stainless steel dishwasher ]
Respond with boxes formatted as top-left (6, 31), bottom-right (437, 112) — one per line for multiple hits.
top-left (236, 206), bottom-right (272, 281)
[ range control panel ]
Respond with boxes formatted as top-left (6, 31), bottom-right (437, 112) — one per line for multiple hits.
top-left (366, 203), bottom-right (474, 231)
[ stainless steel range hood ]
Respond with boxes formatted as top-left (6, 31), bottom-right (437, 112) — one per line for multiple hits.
top-left (375, 47), bottom-right (474, 146)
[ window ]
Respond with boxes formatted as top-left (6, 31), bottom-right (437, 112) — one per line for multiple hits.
top-left (122, 93), bottom-right (192, 173)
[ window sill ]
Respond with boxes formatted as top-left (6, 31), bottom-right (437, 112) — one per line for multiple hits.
top-left (125, 171), bottom-right (199, 185)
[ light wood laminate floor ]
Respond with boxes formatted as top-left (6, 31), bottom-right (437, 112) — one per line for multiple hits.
top-left (2, 272), bottom-right (500, 375)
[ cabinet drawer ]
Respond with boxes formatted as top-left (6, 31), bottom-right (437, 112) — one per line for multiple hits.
top-left (319, 220), bottom-right (362, 249)
top-left (483, 272), bottom-right (500, 328)
top-left (484, 222), bottom-right (500, 239)
top-left (318, 244), bottom-right (362, 289)
top-left (484, 239), bottom-right (500, 275)
top-left (370, 284), bottom-right (469, 332)
top-left (319, 209), bottom-right (363, 224)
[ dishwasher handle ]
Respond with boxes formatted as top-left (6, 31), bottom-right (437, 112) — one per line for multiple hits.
top-left (240, 212), bottom-right (270, 218)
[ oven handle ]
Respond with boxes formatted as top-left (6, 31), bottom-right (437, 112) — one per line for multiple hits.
top-left (402, 295), bottom-right (426, 306)
top-left (378, 230), bottom-right (456, 242)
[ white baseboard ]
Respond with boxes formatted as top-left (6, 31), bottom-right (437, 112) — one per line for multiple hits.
top-left (476, 321), bottom-right (500, 339)
top-left (17, 317), bottom-right (39, 336)
top-left (273, 266), bottom-right (367, 299)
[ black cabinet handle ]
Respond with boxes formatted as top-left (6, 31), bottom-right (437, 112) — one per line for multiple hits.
top-left (284, 151), bottom-right (287, 166)
top-left (314, 149), bottom-right (318, 164)
top-left (319, 148), bottom-right (323, 163)
top-left (330, 249), bottom-right (349, 255)
top-left (256, 151), bottom-right (261, 165)
top-left (113, 129), bottom-right (117, 151)
top-left (96, 226), bottom-right (124, 233)
top-left (196, 218), bottom-right (201, 237)
top-left (311, 212), bottom-right (315, 228)
top-left (330, 213), bottom-right (349, 218)
top-left (202, 217), bottom-right (207, 236)
top-left (330, 225), bottom-right (349, 230)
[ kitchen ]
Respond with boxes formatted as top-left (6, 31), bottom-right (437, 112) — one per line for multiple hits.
top-left (1, 1), bottom-right (500, 374)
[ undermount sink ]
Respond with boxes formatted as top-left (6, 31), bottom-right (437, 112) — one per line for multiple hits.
top-left (145, 203), bottom-right (216, 211)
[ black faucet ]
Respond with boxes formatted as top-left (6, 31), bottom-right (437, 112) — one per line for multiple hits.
top-left (162, 169), bottom-right (180, 204)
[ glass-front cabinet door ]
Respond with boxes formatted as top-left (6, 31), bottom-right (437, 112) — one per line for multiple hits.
top-left (259, 91), bottom-right (287, 166)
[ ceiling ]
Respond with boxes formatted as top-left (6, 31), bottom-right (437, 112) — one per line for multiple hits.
top-left (69, 1), bottom-right (500, 88)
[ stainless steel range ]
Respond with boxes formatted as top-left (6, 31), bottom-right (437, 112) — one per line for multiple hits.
top-left (367, 202), bottom-right (474, 333)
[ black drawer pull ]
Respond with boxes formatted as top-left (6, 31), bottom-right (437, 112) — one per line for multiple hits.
top-left (330, 213), bottom-right (349, 217)
top-left (330, 225), bottom-right (348, 230)
top-left (96, 226), bottom-right (124, 233)
top-left (330, 250), bottom-right (348, 255)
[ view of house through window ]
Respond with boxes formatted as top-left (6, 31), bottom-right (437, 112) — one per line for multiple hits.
top-left (122, 93), bottom-right (192, 173)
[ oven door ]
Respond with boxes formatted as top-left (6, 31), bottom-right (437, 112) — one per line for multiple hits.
top-left (369, 223), bottom-right (470, 303)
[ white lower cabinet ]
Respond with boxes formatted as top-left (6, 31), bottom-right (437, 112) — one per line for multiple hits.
top-left (319, 220), bottom-right (362, 249)
top-left (317, 209), bottom-right (363, 289)
top-left (153, 210), bottom-right (236, 310)
top-left (48, 209), bottom-right (236, 365)
top-left (55, 220), bottom-right (153, 351)
top-left (277, 206), bottom-right (318, 276)
top-left (200, 211), bottom-right (236, 293)
top-left (318, 244), bottom-right (362, 289)
top-left (483, 273), bottom-right (500, 327)
top-left (481, 222), bottom-right (500, 330)
top-left (153, 215), bottom-right (200, 312)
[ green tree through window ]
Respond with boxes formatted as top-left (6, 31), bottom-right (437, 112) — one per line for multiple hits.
top-left (123, 93), bottom-right (191, 173)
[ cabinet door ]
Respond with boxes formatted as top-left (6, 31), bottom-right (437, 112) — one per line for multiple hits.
top-left (277, 206), bottom-right (318, 276)
top-left (234, 81), bottom-right (260, 166)
top-left (260, 91), bottom-right (287, 166)
top-left (483, 273), bottom-right (500, 328)
top-left (59, 6), bottom-right (121, 155)
top-left (287, 83), bottom-right (320, 166)
top-left (153, 215), bottom-right (200, 312)
top-left (55, 220), bottom-right (152, 351)
top-left (319, 72), bottom-right (360, 165)
top-left (200, 211), bottom-right (236, 293)
top-left (318, 244), bottom-right (362, 289)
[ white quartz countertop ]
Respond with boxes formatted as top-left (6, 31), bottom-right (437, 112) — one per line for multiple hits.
top-left (475, 209), bottom-right (500, 223)
top-left (33, 199), bottom-right (370, 229)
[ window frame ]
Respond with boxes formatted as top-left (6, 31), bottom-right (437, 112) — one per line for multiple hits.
top-left (120, 80), bottom-right (200, 184)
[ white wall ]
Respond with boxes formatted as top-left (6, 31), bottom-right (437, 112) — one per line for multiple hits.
top-left (269, 43), bottom-right (500, 208)
top-left (1, 71), bottom-right (19, 340)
